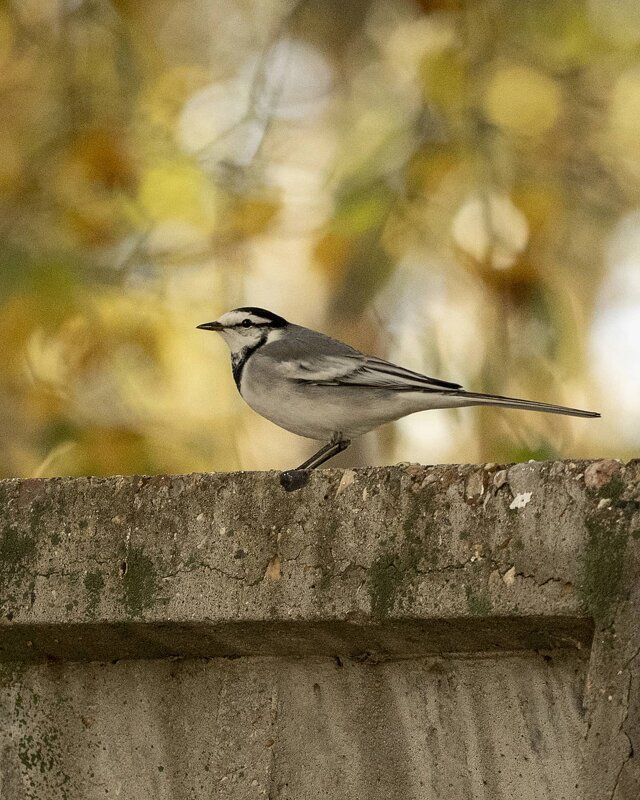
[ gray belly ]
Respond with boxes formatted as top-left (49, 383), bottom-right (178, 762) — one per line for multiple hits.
top-left (238, 357), bottom-right (442, 440)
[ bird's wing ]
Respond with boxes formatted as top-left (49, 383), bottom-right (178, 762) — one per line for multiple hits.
top-left (261, 325), bottom-right (462, 392)
top-left (275, 352), bottom-right (462, 392)
top-left (276, 353), bottom-right (367, 382)
top-left (358, 356), bottom-right (462, 392)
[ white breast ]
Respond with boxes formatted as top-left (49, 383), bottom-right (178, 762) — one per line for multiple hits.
top-left (240, 356), bottom-right (334, 439)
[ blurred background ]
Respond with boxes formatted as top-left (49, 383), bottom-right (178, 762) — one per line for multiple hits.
top-left (1, 0), bottom-right (639, 477)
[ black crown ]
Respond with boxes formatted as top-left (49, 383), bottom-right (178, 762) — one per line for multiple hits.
top-left (234, 307), bottom-right (289, 327)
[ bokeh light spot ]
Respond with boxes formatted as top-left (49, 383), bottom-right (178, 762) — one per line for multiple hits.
top-left (452, 193), bottom-right (529, 270)
top-left (484, 65), bottom-right (561, 137)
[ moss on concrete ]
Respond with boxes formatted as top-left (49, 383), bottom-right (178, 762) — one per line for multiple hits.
top-left (0, 526), bottom-right (36, 574)
top-left (465, 586), bottom-right (493, 616)
top-left (9, 678), bottom-right (73, 799)
top-left (28, 498), bottom-right (54, 536)
top-left (122, 546), bottom-right (159, 618)
top-left (368, 486), bottom-right (437, 619)
top-left (84, 571), bottom-right (105, 619)
top-left (577, 465), bottom-right (635, 620)
top-left (368, 551), bottom-right (401, 619)
top-left (0, 525), bottom-right (37, 611)
top-left (578, 511), bottom-right (629, 622)
top-left (595, 474), bottom-right (625, 501)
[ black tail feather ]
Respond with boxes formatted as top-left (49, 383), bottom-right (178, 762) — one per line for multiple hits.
top-left (460, 391), bottom-right (600, 419)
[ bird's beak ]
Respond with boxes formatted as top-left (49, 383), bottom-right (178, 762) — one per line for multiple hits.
top-left (197, 321), bottom-right (224, 332)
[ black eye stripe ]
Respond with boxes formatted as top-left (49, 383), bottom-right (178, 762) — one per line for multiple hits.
top-left (234, 318), bottom-right (269, 328)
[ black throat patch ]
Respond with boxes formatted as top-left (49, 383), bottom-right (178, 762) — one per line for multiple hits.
top-left (231, 333), bottom-right (268, 390)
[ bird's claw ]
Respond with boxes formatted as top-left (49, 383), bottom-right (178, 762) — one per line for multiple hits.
top-left (280, 469), bottom-right (310, 492)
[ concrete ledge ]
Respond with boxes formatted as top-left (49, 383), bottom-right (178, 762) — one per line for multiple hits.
top-left (0, 617), bottom-right (595, 663)
top-left (1, 460), bottom-right (639, 799)
top-left (0, 462), bottom-right (611, 656)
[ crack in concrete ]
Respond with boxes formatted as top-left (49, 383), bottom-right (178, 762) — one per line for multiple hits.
top-left (624, 644), bottom-right (640, 670)
top-left (159, 560), bottom-right (267, 587)
top-left (513, 572), bottom-right (574, 590)
top-left (610, 669), bottom-right (634, 800)
top-left (30, 558), bottom-right (115, 580)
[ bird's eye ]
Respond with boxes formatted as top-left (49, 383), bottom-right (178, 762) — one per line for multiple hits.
top-left (241, 319), bottom-right (253, 328)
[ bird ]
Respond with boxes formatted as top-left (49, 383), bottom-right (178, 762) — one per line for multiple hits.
top-left (197, 306), bottom-right (600, 474)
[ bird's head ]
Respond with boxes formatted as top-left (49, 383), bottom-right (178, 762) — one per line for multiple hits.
top-left (197, 307), bottom-right (288, 355)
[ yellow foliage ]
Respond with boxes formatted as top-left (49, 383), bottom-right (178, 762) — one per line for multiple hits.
top-left (484, 64), bottom-right (561, 137)
top-left (406, 147), bottom-right (462, 195)
top-left (512, 183), bottom-right (564, 235)
top-left (0, 9), bottom-right (14, 69)
top-left (420, 48), bottom-right (466, 113)
top-left (139, 65), bottom-right (212, 131)
top-left (609, 68), bottom-right (640, 162)
top-left (313, 232), bottom-right (354, 285)
top-left (0, 133), bottom-right (22, 191)
top-left (0, 0), bottom-right (632, 475)
top-left (138, 161), bottom-right (218, 230)
top-left (218, 195), bottom-right (281, 239)
top-left (330, 192), bottom-right (391, 236)
top-left (51, 129), bottom-right (136, 246)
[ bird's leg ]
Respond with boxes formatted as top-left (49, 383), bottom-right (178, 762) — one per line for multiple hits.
top-left (296, 437), bottom-right (351, 470)
top-left (280, 436), bottom-right (351, 491)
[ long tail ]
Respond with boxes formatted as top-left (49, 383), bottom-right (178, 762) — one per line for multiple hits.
top-left (459, 391), bottom-right (600, 419)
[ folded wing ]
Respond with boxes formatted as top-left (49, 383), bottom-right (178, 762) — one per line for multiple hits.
top-left (277, 353), bottom-right (462, 393)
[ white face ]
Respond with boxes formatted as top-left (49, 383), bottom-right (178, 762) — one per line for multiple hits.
top-left (205, 309), bottom-right (283, 356)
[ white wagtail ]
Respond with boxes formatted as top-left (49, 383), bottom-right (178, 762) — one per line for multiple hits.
top-left (197, 307), bottom-right (600, 474)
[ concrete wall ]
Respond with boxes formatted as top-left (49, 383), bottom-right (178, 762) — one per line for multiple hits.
top-left (0, 459), bottom-right (638, 799)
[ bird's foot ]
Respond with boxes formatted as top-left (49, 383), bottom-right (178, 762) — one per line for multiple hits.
top-left (279, 469), bottom-right (310, 492)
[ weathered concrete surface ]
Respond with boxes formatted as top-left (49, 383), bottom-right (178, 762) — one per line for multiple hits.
top-left (0, 461), bottom-right (603, 656)
top-left (1, 652), bottom-right (585, 800)
top-left (0, 459), bottom-right (638, 799)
